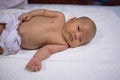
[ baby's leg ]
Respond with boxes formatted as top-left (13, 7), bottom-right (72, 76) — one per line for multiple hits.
top-left (0, 23), bottom-right (5, 35)
top-left (0, 23), bottom-right (5, 54)
top-left (0, 47), bottom-right (3, 54)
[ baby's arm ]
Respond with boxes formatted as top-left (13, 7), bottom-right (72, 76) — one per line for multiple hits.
top-left (19, 9), bottom-right (64, 23)
top-left (26, 44), bottom-right (68, 72)
top-left (27, 9), bottom-right (64, 18)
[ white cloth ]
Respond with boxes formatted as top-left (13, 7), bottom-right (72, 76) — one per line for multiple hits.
top-left (60, 10), bottom-right (73, 22)
top-left (0, 13), bottom-right (21, 55)
top-left (0, 5), bottom-right (120, 80)
top-left (0, 0), bottom-right (28, 10)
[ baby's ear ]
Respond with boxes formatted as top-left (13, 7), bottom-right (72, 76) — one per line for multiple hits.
top-left (68, 17), bottom-right (77, 22)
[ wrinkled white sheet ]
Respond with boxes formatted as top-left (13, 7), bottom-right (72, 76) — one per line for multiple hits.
top-left (0, 0), bottom-right (27, 10)
top-left (0, 4), bottom-right (120, 80)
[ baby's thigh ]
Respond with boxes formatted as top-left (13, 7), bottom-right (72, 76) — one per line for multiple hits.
top-left (0, 24), bottom-right (5, 54)
top-left (0, 47), bottom-right (3, 54)
top-left (0, 23), bottom-right (5, 35)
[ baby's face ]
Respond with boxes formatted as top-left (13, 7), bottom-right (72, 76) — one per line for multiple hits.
top-left (63, 18), bottom-right (94, 47)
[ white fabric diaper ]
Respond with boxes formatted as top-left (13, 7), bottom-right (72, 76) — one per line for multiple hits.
top-left (0, 13), bottom-right (21, 55)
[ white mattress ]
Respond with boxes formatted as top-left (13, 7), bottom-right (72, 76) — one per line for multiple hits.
top-left (0, 4), bottom-right (120, 80)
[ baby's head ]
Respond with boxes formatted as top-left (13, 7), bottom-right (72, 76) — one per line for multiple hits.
top-left (63, 16), bottom-right (96, 47)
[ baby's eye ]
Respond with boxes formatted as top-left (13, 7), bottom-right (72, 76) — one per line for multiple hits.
top-left (77, 26), bottom-right (80, 32)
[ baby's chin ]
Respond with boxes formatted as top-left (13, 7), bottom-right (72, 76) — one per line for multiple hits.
top-left (69, 41), bottom-right (88, 48)
top-left (69, 43), bottom-right (79, 48)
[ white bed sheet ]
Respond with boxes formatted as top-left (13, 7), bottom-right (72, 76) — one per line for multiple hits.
top-left (0, 4), bottom-right (120, 80)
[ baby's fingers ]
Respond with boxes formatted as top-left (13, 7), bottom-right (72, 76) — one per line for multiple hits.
top-left (25, 16), bottom-right (31, 21)
top-left (19, 13), bottom-right (28, 21)
top-left (25, 63), bottom-right (42, 72)
top-left (34, 64), bottom-right (41, 72)
top-left (18, 16), bottom-right (25, 23)
top-left (19, 19), bottom-right (22, 24)
top-left (26, 62), bottom-right (34, 71)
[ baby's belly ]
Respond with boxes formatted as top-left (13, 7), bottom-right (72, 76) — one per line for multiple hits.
top-left (17, 16), bottom-right (55, 49)
top-left (18, 25), bottom-right (45, 49)
top-left (18, 34), bottom-right (42, 49)
top-left (20, 42), bottom-right (43, 50)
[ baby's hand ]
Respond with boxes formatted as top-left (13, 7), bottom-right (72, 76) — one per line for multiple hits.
top-left (26, 57), bottom-right (42, 72)
top-left (18, 13), bottom-right (32, 23)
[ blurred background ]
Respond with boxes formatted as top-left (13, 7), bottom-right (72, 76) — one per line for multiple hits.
top-left (28, 0), bottom-right (120, 6)
top-left (0, 0), bottom-right (120, 10)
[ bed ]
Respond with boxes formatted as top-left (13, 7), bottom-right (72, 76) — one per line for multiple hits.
top-left (0, 3), bottom-right (120, 80)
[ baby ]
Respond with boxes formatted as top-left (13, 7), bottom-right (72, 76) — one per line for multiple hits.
top-left (0, 9), bottom-right (96, 72)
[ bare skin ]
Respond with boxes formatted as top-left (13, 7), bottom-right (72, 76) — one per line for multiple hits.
top-left (0, 24), bottom-right (5, 54)
top-left (0, 10), bottom-right (68, 71)
top-left (0, 9), bottom-right (96, 72)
